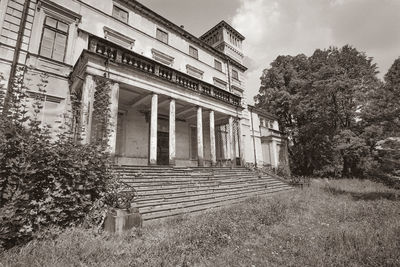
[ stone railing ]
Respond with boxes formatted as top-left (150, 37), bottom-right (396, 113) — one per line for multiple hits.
top-left (83, 35), bottom-right (242, 107)
top-left (260, 126), bottom-right (282, 138)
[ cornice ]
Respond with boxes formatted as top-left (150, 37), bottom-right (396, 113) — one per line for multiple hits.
top-left (120, 0), bottom-right (247, 71)
top-left (200, 20), bottom-right (245, 41)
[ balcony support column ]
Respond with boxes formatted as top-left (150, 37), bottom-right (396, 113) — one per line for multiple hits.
top-left (149, 93), bottom-right (158, 165)
top-left (209, 110), bottom-right (216, 166)
top-left (271, 139), bottom-right (279, 169)
top-left (107, 82), bottom-right (119, 156)
top-left (228, 116), bottom-right (235, 167)
top-left (238, 118), bottom-right (245, 166)
top-left (80, 74), bottom-right (95, 144)
top-left (169, 98), bottom-right (176, 166)
top-left (197, 106), bottom-right (204, 167)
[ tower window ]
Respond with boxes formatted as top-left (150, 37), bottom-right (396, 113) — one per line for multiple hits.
top-left (189, 46), bottom-right (198, 59)
top-left (113, 5), bottom-right (128, 23)
top-left (156, 28), bottom-right (168, 44)
top-left (214, 60), bottom-right (222, 72)
top-left (232, 69), bottom-right (239, 80)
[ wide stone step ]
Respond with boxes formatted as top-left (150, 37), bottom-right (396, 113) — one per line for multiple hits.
top-left (119, 173), bottom-right (270, 181)
top-left (122, 176), bottom-right (276, 187)
top-left (112, 166), bottom-right (292, 222)
top-left (136, 184), bottom-right (292, 210)
top-left (133, 180), bottom-right (287, 200)
top-left (132, 179), bottom-right (284, 194)
top-left (142, 187), bottom-right (294, 221)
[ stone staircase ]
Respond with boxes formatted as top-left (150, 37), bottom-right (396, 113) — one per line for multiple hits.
top-left (113, 166), bottom-right (293, 222)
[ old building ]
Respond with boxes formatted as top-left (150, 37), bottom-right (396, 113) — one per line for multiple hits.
top-left (0, 0), bottom-right (287, 169)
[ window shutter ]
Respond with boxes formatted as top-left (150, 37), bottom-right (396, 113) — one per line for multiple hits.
top-left (53, 32), bottom-right (67, 61)
top-left (40, 28), bottom-right (55, 58)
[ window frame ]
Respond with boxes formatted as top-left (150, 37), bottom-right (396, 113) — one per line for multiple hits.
top-left (156, 28), bottom-right (168, 44)
top-left (39, 16), bottom-right (69, 62)
top-left (232, 69), bottom-right (239, 81)
top-left (189, 45), bottom-right (198, 59)
top-left (214, 59), bottom-right (222, 72)
top-left (112, 4), bottom-right (129, 24)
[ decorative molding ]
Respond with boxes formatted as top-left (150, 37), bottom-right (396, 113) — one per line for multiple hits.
top-left (38, 0), bottom-right (81, 24)
top-left (151, 48), bottom-right (174, 66)
top-left (200, 20), bottom-right (245, 41)
top-left (74, 36), bottom-right (242, 108)
top-left (186, 64), bottom-right (204, 79)
top-left (213, 77), bottom-right (227, 89)
top-left (231, 85), bottom-right (244, 94)
top-left (103, 26), bottom-right (135, 50)
top-left (120, 0), bottom-right (247, 71)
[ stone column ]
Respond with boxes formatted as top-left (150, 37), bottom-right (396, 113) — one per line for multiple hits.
top-left (197, 106), bottom-right (204, 167)
top-left (271, 139), bottom-right (279, 168)
top-left (238, 118), bottom-right (245, 166)
top-left (169, 98), bottom-right (176, 166)
top-left (228, 116), bottom-right (235, 166)
top-left (80, 74), bottom-right (95, 144)
top-left (209, 110), bottom-right (216, 166)
top-left (107, 82), bottom-right (119, 156)
top-left (149, 93), bottom-right (158, 165)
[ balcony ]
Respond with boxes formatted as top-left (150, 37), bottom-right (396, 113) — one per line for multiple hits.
top-left (260, 126), bottom-right (282, 138)
top-left (70, 35), bottom-right (242, 107)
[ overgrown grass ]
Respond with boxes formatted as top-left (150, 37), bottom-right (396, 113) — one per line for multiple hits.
top-left (1, 179), bottom-right (400, 266)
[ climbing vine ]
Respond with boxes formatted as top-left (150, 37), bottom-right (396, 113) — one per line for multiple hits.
top-left (0, 71), bottom-right (128, 250)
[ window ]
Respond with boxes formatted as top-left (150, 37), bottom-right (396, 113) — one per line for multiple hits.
top-left (189, 46), bottom-right (198, 59)
top-left (27, 91), bottom-right (63, 129)
top-left (39, 17), bottom-right (69, 62)
top-left (214, 59), bottom-right (222, 71)
top-left (156, 28), bottom-right (168, 44)
top-left (232, 69), bottom-right (239, 80)
top-left (112, 5), bottom-right (128, 23)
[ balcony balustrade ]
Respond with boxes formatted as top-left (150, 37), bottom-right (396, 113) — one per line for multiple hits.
top-left (72, 35), bottom-right (242, 107)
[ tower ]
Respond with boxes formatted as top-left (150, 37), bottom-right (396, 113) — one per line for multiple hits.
top-left (200, 20), bottom-right (245, 64)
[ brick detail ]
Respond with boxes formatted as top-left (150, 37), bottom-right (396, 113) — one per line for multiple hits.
top-left (0, 0), bottom-right (36, 53)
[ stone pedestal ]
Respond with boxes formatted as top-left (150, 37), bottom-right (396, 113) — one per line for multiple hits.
top-left (104, 208), bottom-right (142, 234)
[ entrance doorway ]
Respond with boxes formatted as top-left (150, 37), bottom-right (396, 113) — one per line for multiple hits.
top-left (157, 131), bottom-right (169, 165)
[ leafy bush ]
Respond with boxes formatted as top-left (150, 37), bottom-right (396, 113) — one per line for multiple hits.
top-left (0, 69), bottom-right (118, 250)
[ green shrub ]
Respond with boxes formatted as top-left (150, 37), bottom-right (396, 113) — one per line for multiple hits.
top-left (0, 69), bottom-right (117, 250)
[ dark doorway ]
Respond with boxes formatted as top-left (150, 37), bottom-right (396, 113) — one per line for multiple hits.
top-left (157, 132), bottom-right (169, 165)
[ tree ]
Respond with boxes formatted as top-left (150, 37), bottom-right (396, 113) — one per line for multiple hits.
top-left (361, 57), bottom-right (400, 139)
top-left (255, 45), bottom-right (380, 177)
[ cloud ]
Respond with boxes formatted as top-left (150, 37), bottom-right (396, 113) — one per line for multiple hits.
top-left (232, 0), bottom-right (400, 104)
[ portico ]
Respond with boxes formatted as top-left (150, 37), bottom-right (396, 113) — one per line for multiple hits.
top-left (70, 35), bottom-right (244, 167)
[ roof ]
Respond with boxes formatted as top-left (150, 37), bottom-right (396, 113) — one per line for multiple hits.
top-left (248, 105), bottom-right (279, 120)
top-left (122, 1), bottom-right (247, 71)
top-left (200, 20), bottom-right (245, 41)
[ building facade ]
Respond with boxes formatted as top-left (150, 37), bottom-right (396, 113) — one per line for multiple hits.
top-left (0, 0), bottom-right (287, 169)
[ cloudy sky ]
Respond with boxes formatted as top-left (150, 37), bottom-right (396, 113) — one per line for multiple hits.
top-left (144, 0), bottom-right (400, 103)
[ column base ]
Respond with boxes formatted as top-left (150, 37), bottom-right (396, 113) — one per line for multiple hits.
top-left (169, 158), bottom-right (176, 166)
top-left (198, 158), bottom-right (204, 167)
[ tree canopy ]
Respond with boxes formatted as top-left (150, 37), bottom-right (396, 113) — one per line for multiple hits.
top-left (255, 45), bottom-right (398, 178)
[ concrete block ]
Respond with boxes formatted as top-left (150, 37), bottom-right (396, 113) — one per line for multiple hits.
top-left (104, 208), bottom-right (142, 234)
top-left (5, 14), bottom-right (20, 25)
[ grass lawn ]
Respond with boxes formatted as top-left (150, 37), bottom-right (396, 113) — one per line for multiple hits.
top-left (1, 179), bottom-right (400, 266)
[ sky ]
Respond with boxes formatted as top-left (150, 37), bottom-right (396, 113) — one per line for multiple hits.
top-left (144, 0), bottom-right (400, 103)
